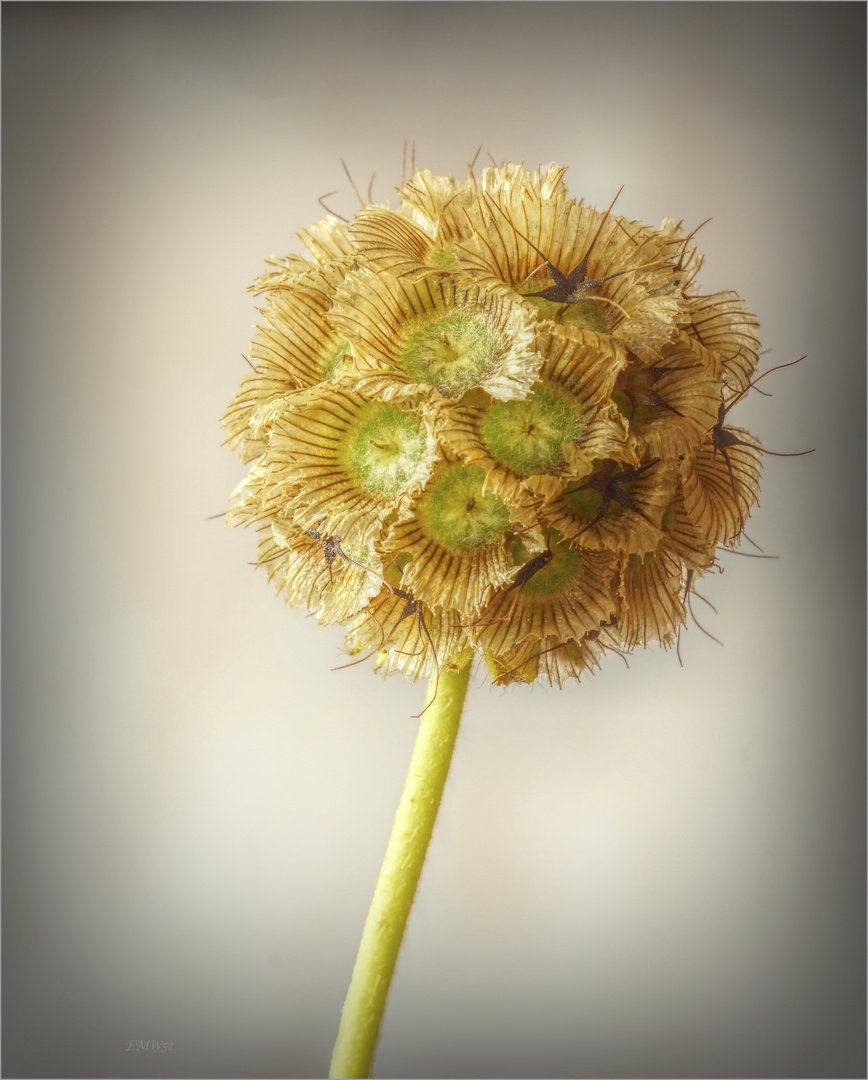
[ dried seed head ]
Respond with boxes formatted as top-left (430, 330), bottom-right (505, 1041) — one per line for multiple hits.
top-left (223, 158), bottom-right (806, 688)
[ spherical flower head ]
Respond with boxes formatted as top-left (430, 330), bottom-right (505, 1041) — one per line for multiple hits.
top-left (223, 159), bottom-right (773, 688)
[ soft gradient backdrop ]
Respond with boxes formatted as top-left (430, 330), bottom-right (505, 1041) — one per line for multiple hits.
top-left (3, 4), bottom-right (865, 1078)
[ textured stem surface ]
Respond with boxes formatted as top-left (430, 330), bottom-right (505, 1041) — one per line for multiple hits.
top-left (328, 662), bottom-right (472, 1079)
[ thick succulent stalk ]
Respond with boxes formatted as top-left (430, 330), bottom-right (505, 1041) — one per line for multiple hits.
top-left (329, 662), bottom-right (472, 1079)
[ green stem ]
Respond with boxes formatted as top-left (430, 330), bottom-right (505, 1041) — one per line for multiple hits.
top-left (328, 661), bottom-right (472, 1079)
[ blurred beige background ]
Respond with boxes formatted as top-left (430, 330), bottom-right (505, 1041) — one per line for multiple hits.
top-left (3, 4), bottom-right (864, 1078)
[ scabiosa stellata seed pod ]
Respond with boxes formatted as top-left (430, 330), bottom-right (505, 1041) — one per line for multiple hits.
top-left (224, 160), bottom-right (768, 689)
top-left (223, 157), bottom-right (811, 1079)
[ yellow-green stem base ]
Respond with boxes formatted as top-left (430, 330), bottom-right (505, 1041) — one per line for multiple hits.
top-left (329, 662), bottom-right (472, 1079)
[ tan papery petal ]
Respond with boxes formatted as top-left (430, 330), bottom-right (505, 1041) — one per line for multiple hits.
top-left (477, 545), bottom-right (618, 654)
top-left (381, 499), bottom-right (522, 617)
top-left (686, 292), bottom-right (760, 392)
top-left (456, 189), bottom-right (686, 353)
top-left (661, 485), bottom-right (719, 573)
top-left (352, 208), bottom-right (451, 280)
top-left (397, 169), bottom-right (474, 244)
top-left (617, 542), bottom-right (685, 648)
top-left (328, 269), bottom-right (541, 401)
top-left (484, 633), bottom-right (604, 688)
top-left (680, 427), bottom-right (762, 545)
top-left (223, 262), bottom-right (355, 455)
top-left (267, 388), bottom-right (440, 548)
top-left (344, 584), bottom-right (471, 682)
top-left (250, 253), bottom-right (316, 293)
top-left (540, 458), bottom-right (675, 556)
top-left (621, 334), bottom-right (720, 461)
top-left (256, 518), bottom-right (382, 624)
top-left (296, 215), bottom-right (357, 263)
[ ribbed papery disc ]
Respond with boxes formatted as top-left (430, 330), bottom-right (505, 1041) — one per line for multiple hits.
top-left (573, 222), bottom-right (687, 360)
top-left (479, 161), bottom-right (567, 200)
top-left (223, 262), bottom-right (356, 457)
top-left (514, 472), bottom-right (565, 511)
top-left (476, 541), bottom-right (618, 655)
top-left (661, 485), bottom-right (719, 573)
top-left (609, 294), bottom-right (686, 363)
top-left (267, 388), bottom-right (440, 548)
top-left (250, 253), bottom-right (316, 293)
top-left (618, 335), bottom-right (721, 462)
top-left (456, 189), bottom-right (685, 347)
top-left (601, 232), bottom-right (692, 362)
top-left (482, 641), bottom-right (541, 685)
top-left (538, 325), bottom-right (627, 409)
top-left (381, 461), bottom-right (525, 615)
top-left (484, 633), bottom-right (604, 688)
top-left (686, 292), bottom-right (760, 393)
top-left (535, 634), bottom-right (607, 687)
top-left (574, 414), bottom-right (636, 466)
top-left (352, 208), bottom-right (461, 279)
top-left (541, 457), bottom-right (675, 556)
top-left (519, 408), bottom-right (635, 510)
top-left (431, 327), bottom-right (629, 497)
top-left (328, 269), bottom-right (541, 401)
top-left (476, 162), bottom-right (569, 202)
top-left (343, 583), bottom-right (472, 683)
top-left (397, 169), bottom-right (474, 245)
top-left (657, 217), bottom-right (705, 293)
top-left (537, 163), bottom-right (570, 199)
top-left (680, 428), bottom-right (762, 546)
top-left (456, 188), bottom-right (586, 292)
top-left (439, 408), bottom-right (553, 509)
top-left (227, 456), bottom-right (301, 529)
top-left (617, 541), bottom-right (686, 648)
top-left (296, 215), bottom-right (357, 263)
top-left (382, 514), bottom-right (516, 616)
top-left (257, 518), bottom-right (382, 625)
top-left (226, 460), bottom-right (269, 526)
top-left (432, 398), bottom-right (581, 509)
top-left (435, 378), bottom-right (612, 508)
